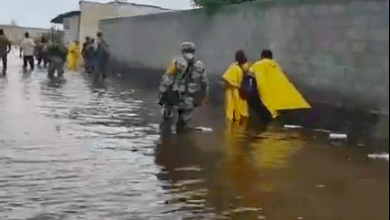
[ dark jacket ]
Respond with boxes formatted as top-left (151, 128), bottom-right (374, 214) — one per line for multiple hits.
top-left (0, 35), bottom-right (11, 56)
top-left (45, 43), bottom-right (68, 62)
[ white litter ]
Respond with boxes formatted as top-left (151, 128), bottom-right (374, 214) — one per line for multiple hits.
top-left (367, 153), bottom-right (389, 161)
top-left (284, 125), bottom-right (303, 129)
top-left (195, 127), bottom-right (213, 132)
top-left (329, 133), bottom-right (348, 140)
top-left (314, 129), bottom-right (332, 133)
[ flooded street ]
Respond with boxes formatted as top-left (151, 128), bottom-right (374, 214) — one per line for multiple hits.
top-left (0, 53), bottom-right (388, 220)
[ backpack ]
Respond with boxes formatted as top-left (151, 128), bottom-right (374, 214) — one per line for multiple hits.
top-left (161, 63), bottom-right (191, 106)
top-left (239, 65), bottom-right (257, 100)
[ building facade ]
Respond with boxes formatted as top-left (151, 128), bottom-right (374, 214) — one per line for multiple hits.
top-left (51, 11), bottom-right (81, 46)
top-left (51, 0), bottom-right (171, 46)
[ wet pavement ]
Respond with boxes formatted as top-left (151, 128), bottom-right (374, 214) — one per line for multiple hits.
top-left (0, 53), bottom-right (389, 220)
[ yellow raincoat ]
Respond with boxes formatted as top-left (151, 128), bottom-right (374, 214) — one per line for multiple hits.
top-left (249, 59), bottom-right (311, 118)
top-left (222, 62), bottom-right (250, 122)
top-left (66, 42), bottom-right (80, 71)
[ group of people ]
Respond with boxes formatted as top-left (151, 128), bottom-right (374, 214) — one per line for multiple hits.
top-left (0, 29), bottom-right (109, 80)
top-left (80, 32), bottom-right (110, 79)
top-left (222, 49), bottom-right (311, 132)
top-left (158, 42), bottom-right (311, 135)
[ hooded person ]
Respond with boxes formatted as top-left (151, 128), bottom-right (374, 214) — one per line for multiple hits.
top-left (158, 42), bottom-right (209, 136)
top-left (222, 50), bottom-right (250, 123)
top-left (66, 40), bottom-right (81, 71)
top-left (249, 50), bottom-right (311, 120)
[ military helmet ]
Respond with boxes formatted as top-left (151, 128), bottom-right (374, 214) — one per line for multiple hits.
top-left (181, 42), bottom-right (196, 53)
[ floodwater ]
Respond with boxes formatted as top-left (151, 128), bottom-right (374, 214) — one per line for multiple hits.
top-left (0, 53), bottom-right (388, 220)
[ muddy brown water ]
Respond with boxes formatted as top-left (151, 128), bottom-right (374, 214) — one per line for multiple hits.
top-left (0, 54), bottom-right (388, 220)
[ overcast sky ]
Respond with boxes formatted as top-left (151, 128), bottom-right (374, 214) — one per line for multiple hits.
top-left (0, 0), bottom-right (193, 28)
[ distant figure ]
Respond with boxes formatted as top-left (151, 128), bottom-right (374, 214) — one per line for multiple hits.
top-left (34, 36), bottom-right (48, 68)
top-left (94, 32), bottom-right (110, 79)
top-left (158, 42), bottom-right (209, 135)
top-left (45, 39), bottom-right (67, 79)
top-left (222, 50), bottom-right (250, 124)
top-left (0, 29), bottom-right (12, 75)
top-left (249, 50), bottom-right (311, 122)
top-left (86, 39), bottom-right (97, 74)
top-left (66, 40), bottom-right (81, 71)
top-left (19, 32), bottom-right (36, 71)
top-left (81, 37), bottom-right (91, 73)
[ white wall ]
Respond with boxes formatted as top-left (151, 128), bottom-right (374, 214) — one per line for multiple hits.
top-left (79, 1), bottom-right (170, 44)
top-left (63, 15), bottom-right (80, 46)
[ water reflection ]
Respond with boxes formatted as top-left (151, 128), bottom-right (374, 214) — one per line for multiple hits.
top-left (155, 121), bottom-right (307, 219)
top-left (0, 54), bottom-right (388, 220)
top-left (214, 122), bottom-right (306, 219)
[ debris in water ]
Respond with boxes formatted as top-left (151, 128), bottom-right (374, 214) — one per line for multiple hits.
top-left (186, 199), bottom-right (206, 204)
top-left (357, 143), bottom-right (365, 148)
top-left (175, 166), bottom-right (203, 172)
top-left (284, 125), bottom-right (303, 129)
top-left (367, 153), bottom-right (389, 161)
top-left (329, 133), bottom-right (348, 140)
top-left (231, 207), bottom-right (263, 213)
top-left (314, 129), bottom-right (332, 133)
top-left (316, 184), bottom-right (325, 188)
top-left (330, 141), bottom-right (344, 147)
top-left (195, 127), bottom-right (213, 132)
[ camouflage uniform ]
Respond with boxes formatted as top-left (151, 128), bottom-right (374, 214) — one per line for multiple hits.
top-left (45, 41), bottom-right (67, 78)
top-left (159, 43), bottom-right (209, 135)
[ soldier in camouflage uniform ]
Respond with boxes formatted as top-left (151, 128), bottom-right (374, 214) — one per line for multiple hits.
top-left (44, 39), bottom-right (67, 79)
top-left (159, 42), bottom-right (209, 135)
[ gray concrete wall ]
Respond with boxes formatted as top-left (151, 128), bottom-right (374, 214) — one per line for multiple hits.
top-left (100, 0), bottom-right (389, 116)
top-left (0, 25), bottom-right (51, 45)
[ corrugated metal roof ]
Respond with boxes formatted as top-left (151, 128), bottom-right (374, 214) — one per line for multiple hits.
top-left (80, 0), bottom-right (172, 11)
top-left (51, 11), bottom-right (81, 24)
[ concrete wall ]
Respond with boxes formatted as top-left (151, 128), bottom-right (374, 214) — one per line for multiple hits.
top-left (79, 1), bottom-right (170, 44)
top-left (0, 25), bottom-right (51, 45)
top-left (100, 0), bottom-right (389, 115)
top-left (63, 15), bottom-right (80, 46)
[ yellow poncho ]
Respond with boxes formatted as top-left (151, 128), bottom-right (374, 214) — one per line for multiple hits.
top-left (249, 59), bottom-right (311, 118)
top-left (222, 62), bottom-right (250, 121)
top-left (66, 42), bottom-right (80, 71)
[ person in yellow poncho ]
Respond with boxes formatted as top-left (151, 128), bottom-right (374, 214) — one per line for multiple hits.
top-left (249, 50), bottom-right (311, 119)
top-left (66, 41), bottom-right (81, 71)
top-left (222, 50), bottom-right (250, 123)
